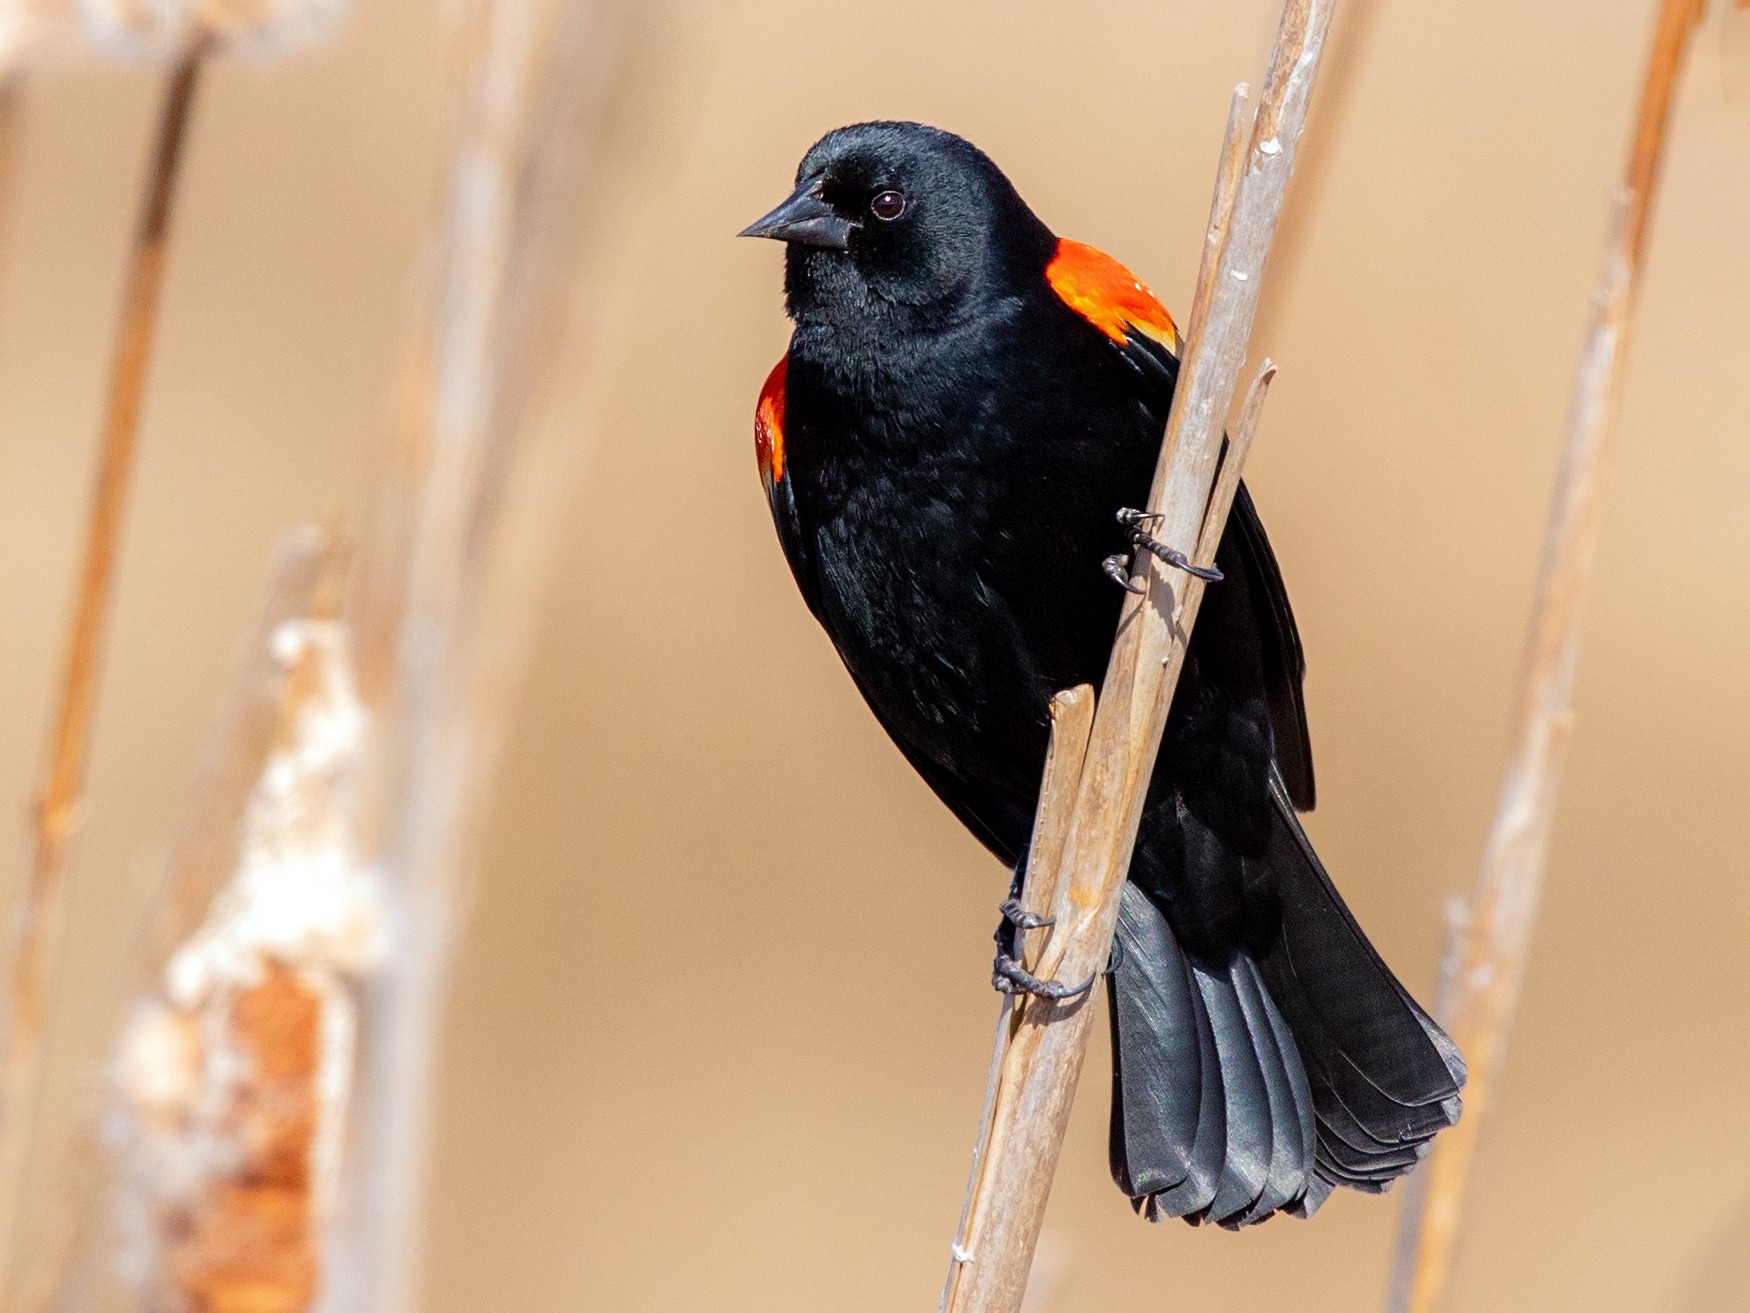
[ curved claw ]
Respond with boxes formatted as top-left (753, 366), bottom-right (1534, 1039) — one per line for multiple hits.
top-left (1115, 508), bottom-right (1224, 583)
top-left (1103, 553), bottom-right (1145, 595)
top-left (991, 953), bottom-right (1096, 1001)
top-left (1138, 539), bottom-right (1224, 583)
top-left (998, 897), bottom-right (1054, 931)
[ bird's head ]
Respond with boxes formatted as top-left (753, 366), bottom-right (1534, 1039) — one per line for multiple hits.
top-left (741, 121), bottom-right (1054, 334)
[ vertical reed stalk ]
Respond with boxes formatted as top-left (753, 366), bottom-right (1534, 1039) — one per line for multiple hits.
top-left (321, 4), bottom-right (625, 1309)
top-left (0, 43), bottom-right (204, 1298)
top-left (1385, 3), bottom-right (1706, 1310)
top-left (940, 4), bottom-right (1334, 1309)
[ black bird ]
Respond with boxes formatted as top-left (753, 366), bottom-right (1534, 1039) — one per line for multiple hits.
top-left (742, 121), bottom-right (1463, 1226)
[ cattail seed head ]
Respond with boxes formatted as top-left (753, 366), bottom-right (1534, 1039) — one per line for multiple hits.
top-left (0, 0), bottom-right (351, 67)
top-left (111, 620), bottom-right (386, 1312)
top-left (78, 0), bottom-right (351, 59)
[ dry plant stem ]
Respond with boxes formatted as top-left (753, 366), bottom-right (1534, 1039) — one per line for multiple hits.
top-left (940, 4), bottom-right (1332, 1308)
top-left (1018, 690), bottom-right (1098, 973)
top-left (1387, 3), bottom-right (1705, 1311)
top-left (944, 688), bottom-right (1095, 1283)
top-left (1381, 897), bottom-right (1471, 1313)
top-left (323, 4), bottom-right (624, 1311)
top-left (0, 44), bottom-right (203, 1300)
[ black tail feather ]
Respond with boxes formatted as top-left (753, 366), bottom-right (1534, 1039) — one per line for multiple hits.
top-left (1110, 883), bottom-right (1315, 1225)
top-left (1152, 967), bottom-right (1223, 1219)
top-left (1193, 958), bottom-right (1273, 1223)
top-left (1108, 881), bottom-right (1210, 1204)
top-left (1231, 955), bottom-right (1313, 1224)
top-left (1107, 775), bottom-right (1465, 1224)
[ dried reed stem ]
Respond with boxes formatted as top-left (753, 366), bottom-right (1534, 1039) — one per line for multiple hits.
top-left (0, 44), bottom-right (204, 1300)
top-left (940, 5), bottom-right (1333, 1308)
top-left (1386, 4), bottom-right (1705, 1311)
top-left (944, 687), bottom-right (1095, 1286)
top-left (321, 4), bottom-right (625, 1310)
top-left (1381, 897), bottom-right (1470, 1313)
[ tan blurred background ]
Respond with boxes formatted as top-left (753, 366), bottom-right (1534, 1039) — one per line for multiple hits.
top-left (1, 0), bottom-right (1748, 1309)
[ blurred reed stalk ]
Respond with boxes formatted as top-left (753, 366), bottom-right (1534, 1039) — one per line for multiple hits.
top-left (0, 4), bottom-right (353, 1301)
top-left (940, 3), bottom-right (1333, 1309)
top-left (1383, 2), bottom-right (1708, 1311)
top-left (322, 3), bottom-right (627, 1310)
top-left (0, 43), bottom-right (206, 1300)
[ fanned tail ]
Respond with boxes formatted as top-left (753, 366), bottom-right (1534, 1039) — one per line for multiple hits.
top-left (1107, 774), bottom-right (1465, 1225)
top-left (1108, 883), bottom-right (1317, 1227)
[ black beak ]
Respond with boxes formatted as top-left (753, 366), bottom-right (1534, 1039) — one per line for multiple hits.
top-left (739, 180), bottom-right (854, 250)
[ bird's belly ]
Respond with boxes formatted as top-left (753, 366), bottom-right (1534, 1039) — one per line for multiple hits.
top-left (812, 485), bottom-right (1052, 783)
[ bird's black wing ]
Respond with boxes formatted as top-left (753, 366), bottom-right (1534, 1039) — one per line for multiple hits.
top-left (1213, 484), bottom-right (1315, 810)
top-left (756, 355), bottom-right (825, 620)
top-left (1110, 327), bottom-right (1316, 811)
top-left (765, 466), bottom-right (823, 619)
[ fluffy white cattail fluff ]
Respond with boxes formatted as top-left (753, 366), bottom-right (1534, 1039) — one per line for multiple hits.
top-left (0, 0), bottom-right (350, 66)
top-left (78, 0), bottom-right (351, 58)
top-left (110, 619), bottom-right (387, 1311)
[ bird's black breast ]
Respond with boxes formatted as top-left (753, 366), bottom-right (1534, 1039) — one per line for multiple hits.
top-left (771, 275), bottom-right (1315, 969)
top-left (781, 293), bottom-right (1161, 836)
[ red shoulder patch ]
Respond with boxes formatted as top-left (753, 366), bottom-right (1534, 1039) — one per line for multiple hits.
top-left (755, 355), bottom-right (788, 487)
top-left (1046, 238), bottom-right (1179, 353)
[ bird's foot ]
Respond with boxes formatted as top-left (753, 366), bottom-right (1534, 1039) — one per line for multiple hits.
top-left (992, 952), bottom-right (1096, 999)
top-left (991, 896), bottom-right (1087, 997)
top-left (1116, 507), bottom-right (1223, 583)
top-left (1103, 552), bottom-right (1145, 594)
top-left (998, 897), bottom-right (1053, 932)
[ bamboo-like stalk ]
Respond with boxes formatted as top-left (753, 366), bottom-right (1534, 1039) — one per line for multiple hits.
top-left (0, 44), bottom-right (204, 1299)
top-left (320, 4), bottom-right (626, 1310)
top-left (1385, 3), bottom-right (1706, 1311)
top-left (944, 687), bottom-right (1094, 1285)
top-left (940, 5), bottom-right (1333, 1308)
top-left (1380, 897), bottom-right (1470, 1313)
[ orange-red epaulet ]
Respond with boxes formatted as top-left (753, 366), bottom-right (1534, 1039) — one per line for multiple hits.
top-left (1045, 238), bottom-right (1179, 355)
top-left (755, 355), bottom-right (788, 489)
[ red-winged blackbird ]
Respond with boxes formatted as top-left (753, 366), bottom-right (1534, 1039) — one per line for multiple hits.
top-left (742, 121), bottom-right (1464, 1226)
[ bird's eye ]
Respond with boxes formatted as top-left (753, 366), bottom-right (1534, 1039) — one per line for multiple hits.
top-left (870, 189), bottom-right (906, 221)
